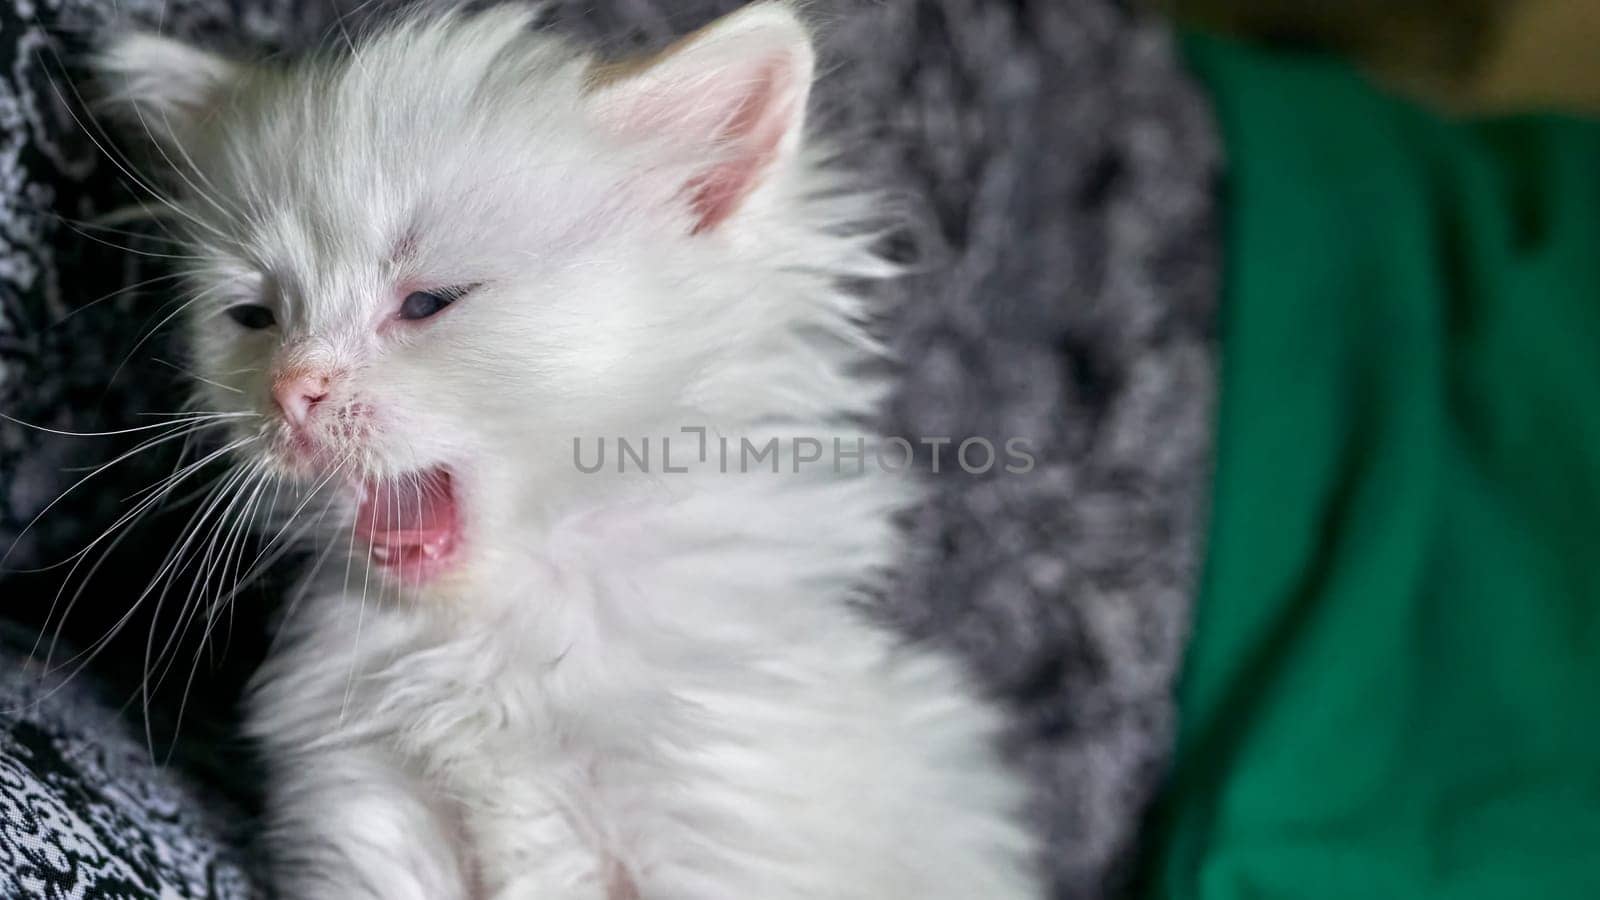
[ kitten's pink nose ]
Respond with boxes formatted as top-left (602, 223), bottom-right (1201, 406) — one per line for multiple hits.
top-left (272, 368), bottom-right (331, 429)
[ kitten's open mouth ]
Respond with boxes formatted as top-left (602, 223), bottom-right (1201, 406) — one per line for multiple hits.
top-left (352, 466), bottom-right (462, 581)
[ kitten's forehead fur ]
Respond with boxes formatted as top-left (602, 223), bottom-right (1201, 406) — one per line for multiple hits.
top-left (117, 9), bottom-right (648, 320)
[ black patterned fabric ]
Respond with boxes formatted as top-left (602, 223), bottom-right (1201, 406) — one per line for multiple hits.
top-left (0, 2), bottom-right (1220, 898)
top-left (0, 626), bottom-right (254, 898)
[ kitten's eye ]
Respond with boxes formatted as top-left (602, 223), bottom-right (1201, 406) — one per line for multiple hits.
top-left (398, 287), bottom-right (469, 321)
top-left (226, 304), bottom-right (276, 330)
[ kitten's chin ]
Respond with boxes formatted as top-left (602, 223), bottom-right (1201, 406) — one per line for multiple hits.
top-left (352, 466), bottom-right (463, 583)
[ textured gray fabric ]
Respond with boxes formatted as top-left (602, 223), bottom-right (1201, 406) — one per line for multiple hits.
top-left (0, 2), bottom-right (1220, 897)
top-left (840, 6), bottom-right (1219, 894)
top-left (0, 626), bottom-right (254, 898)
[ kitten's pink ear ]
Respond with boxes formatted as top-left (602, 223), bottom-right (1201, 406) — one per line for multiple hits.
top-left (586, 3), bottom-right (814, 234)
top-left (93, 33), bottom-right (241, 144)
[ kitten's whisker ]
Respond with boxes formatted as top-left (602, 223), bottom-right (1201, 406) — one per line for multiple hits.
top-left (3, 198), bottom-right (195, 249)
top-left (2, 415), bottom-right (254, 575)
top-left (340, 467), bottom-right (381, 723)
top-left (268, 460), bottom-right (354, 659)
top-left (14, 440), bottom-right (258, 720)
top-left (142, 458), bottom-right (266, 696)
top-left (230, 464), bottom-right (344, 594)
top-left (0, 409), bottom-right (253, 439)
top-left (150, 359), bottom-right (244, 394)
top-left (26, 35), bottom-right (240, 249)
top-left (129, 459), bottom-right (236, 509)
top-left (173, 459), bottom-right (269, 663)
top-left (219, 461), bottom-right (283, 652)
top-left (36, 436), bottom-right (259, 672)
top-left (134, 461), bottom-right (259, 751)
top-left (200, 460), bottom-right (269, 664)
top-left (49, 270), bottom-right (193, 328)
top-left (51, 414), bottom-right (238, 480)
top-left (132, 97), bottom-right (255, 236)
top-left (60, 418), bottom-right (242, 534)
top-left (202, 460), bottom-right (269, 612)
top-left (408, 469), bottom-right (423, 616)
top-left (168, 460), bottom-right (276, 750)
top-left (104, 282), bottom-right (232, 390)
top-left (331, 0), bottom-right (372, 80)
top-left (54, 215), bottom-right (212, 261)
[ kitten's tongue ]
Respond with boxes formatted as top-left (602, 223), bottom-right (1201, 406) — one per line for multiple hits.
top-left (353, 468), bottom-right (459, 569)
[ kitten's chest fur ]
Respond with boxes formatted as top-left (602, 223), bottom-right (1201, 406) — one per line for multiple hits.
top-left (248, 480), bottom-right (1038, 898)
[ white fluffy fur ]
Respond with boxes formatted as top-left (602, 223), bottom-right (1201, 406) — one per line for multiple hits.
top-left (97, 4), bottom-right (1042, 898)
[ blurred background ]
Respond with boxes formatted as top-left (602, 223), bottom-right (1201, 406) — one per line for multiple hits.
top-left (1166, 0), bottom-right (1600, 112)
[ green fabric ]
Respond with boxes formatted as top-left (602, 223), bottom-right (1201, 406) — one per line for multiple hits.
top-left (1142, 33), bottom-right (1600, 900)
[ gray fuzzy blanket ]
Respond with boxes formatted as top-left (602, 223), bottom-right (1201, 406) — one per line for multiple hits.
top-left (0, 1), bottom-right (1219, 896)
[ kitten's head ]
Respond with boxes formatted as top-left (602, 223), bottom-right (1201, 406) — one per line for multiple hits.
top-left (95, 3), bottom-right (880, 587)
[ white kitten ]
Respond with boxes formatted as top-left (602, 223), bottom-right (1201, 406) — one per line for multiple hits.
top-left (96, 4), bottom-right (1042, 898)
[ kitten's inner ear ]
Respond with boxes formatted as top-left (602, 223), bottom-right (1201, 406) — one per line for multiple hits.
top-left (94, 33), bottom-right (241, 146)
top-left (586, 3), bottom-right (815, 234)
